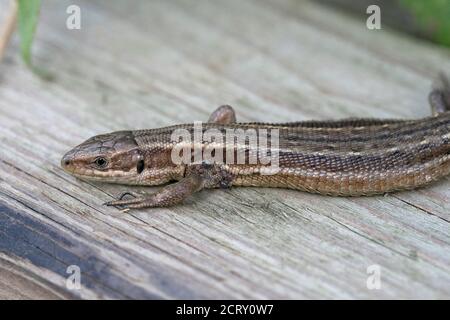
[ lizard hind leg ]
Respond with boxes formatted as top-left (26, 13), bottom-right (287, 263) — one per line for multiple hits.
top-left (429, 73), bottom-right (450, 115)
top-left (208, 105), bottom-right (237, 124)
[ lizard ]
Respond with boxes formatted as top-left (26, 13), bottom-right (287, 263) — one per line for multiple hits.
top-left (61, 75), bottom-right (450, 211)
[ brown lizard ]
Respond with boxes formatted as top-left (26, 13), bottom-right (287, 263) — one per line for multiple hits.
top-left (61, 75), bottom-right (450, 210)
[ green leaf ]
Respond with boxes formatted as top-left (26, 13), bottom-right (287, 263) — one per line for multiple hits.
top-left (400, 0), bottom-right (450, 47)
top-left (17, 0), bottom-right (42, 66)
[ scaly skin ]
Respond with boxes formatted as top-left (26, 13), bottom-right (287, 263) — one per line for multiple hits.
top-left (61, 77), bottom-right (450, 210)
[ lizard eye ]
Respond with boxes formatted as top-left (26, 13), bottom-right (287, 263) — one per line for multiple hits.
top-left (136, 159), bottom-right (145, 174)
top-left (94, 157), bottom-right (108, 168)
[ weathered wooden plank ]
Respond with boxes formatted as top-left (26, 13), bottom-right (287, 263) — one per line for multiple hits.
top-left (0, 0), bottom-right (449, 299)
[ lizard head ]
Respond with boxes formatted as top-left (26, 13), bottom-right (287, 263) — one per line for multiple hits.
top-left (61, 131), bottom-right (146, 184)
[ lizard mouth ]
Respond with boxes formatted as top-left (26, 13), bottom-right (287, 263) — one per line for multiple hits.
top-left (70, 168), bottom-right (135, 181)
top-left (63, 162), bottom-right (141, 184)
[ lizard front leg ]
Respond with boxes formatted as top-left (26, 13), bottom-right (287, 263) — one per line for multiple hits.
top-left (104, 163), bottom-right (233, 211)
top-left (104, 175), bottom-right (204, 211)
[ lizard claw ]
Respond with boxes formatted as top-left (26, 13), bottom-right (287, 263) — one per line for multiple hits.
top-left (103, 192), bottom-right (144, 211)
top-left (104, 200), bottom-right (145, 212)
top-left (117, 191), bottom-right (139, 200)
top-left (103, 200), bottom-right (139, 212)
top-left (103, 200), bottom-right (125, 211)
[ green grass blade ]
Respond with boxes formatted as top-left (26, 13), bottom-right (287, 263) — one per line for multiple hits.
top-left (400, 0), bottom-right (450, 47)
top-left (17, 0), bottom-right (42, 66)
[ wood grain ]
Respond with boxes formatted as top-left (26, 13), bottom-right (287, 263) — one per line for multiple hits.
top-left (0, 0), bottom-right (449, 299)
